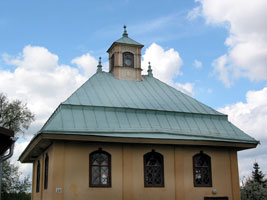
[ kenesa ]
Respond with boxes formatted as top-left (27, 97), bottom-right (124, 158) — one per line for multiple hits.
top-left (20, 26), bottom-right (258, 200)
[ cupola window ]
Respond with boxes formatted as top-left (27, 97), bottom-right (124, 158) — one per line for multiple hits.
top-left (123, 52), bottom-right (134, 67)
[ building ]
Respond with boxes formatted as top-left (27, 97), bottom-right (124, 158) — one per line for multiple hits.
top-left (19, 26), bottom-right (258, 200)
top-left (0, 127), bottom-right (14, 158)
top-left (0, 126), bottom-right (15, 200)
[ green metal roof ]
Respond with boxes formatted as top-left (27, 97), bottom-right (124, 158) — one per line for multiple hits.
top-left (63, 72), bottom-right (222, 115)
top-left (40, 72), bottom-right (258, 145)
top-left (113, 36), bottom-right (144, 47)
top-left (107, 26), bottom-right (143, 51)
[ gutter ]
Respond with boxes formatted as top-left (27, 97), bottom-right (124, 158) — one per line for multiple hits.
top-left (0, 137), bottom-right (16, 200)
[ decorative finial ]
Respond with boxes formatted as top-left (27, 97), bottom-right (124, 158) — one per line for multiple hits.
top-left (147, 62), bottom-right (153, 77)
top-left (97, 57), bottom-right (102, 73)
top-left (123, 25), bottom-right (128, 37)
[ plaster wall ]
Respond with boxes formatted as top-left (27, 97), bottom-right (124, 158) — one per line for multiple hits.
top-left (32, 144), bottom-right (53, 200)
top-left (31, 141), bottom-right (241, 200)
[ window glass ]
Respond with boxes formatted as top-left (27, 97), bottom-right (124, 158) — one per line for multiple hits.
top-left (89, 149), bottom-right (111, 187)
top-left (144, 150), bottom-right (164, 187)
top-left (193, 151), bottom-right (212, 187)
top-left (123, 52), bottom-right (134, 67)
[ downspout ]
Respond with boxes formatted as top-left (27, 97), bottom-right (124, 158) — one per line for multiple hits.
top-left (0, 138), bottom-right (16, 200)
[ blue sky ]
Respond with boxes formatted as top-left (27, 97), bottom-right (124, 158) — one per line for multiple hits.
top-left (1, 0), bottom-right (264, 108)
top-left (1, 0), bottom-right (267, 182)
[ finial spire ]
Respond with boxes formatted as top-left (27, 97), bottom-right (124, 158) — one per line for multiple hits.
top-left (97, 57), bottom-right (102, 73)
top-left (147, 62), bottom-right (153, 77)
top-left (123, 25), bottom-right (128, 37)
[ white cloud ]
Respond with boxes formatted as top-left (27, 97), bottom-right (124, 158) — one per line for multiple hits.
top-left (192, 0), bottom-right (267, 86)
top-left (187, 6), bottom-right (201, 20)
top-left (142, 43), bottom-right (194, 96)
top-left (10, 140), bottom-right (32, 180)
top-left (3, 46), bottom-right (58, 72)
top-left (193, 59), bottom-right (202, 69)
top-left (1, 46), bottom-right (87, 134)
top-left (0, 45), bottom-right (92, 179)
top-left (212, 54), bottom-right (232, 87)
top-left (218, 87), bottom-right (267, 178)
top-left (175, 82), bottom-right (194, 96)
top-left (71, 53), bottom-right (98, 77)
top-left (142, 43), bottom-right (183, 84)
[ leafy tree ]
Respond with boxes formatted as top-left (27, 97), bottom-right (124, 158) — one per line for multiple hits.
top-left (241, 162), bottom-right (267, 200)
top-left (0, 93), bottom-right (34, 200)
top-left (0, 93), bottom-right (34, 135)
top-left (1, 160), bottom-right (30, 194)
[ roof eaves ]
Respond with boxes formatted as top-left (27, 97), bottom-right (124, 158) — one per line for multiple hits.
top-left (107, 40), bottom-right (144, 52)
top-left (40, 128), bottom-right (259, 145)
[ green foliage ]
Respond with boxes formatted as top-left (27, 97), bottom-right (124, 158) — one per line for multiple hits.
top-left (241, 162), bottom-right (267, 200)
top-left (252, 162), bottom-right (266, 185)
top-left (1, 192), bottom-right (31, 200)
top-left (1, 160), bottom-right (31, 200)
top-left (0, 93), bottom-right (34, 135)
top-left (1, 160), bottom-right (31, 194)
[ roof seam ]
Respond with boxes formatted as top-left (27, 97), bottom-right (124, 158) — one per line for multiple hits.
top-left (146, 77), bottom-right (173, 110)
top-left (103, 73), bottom-right (124, 107)
top-left (135, 78), bottom-right (156, 108)
top-left (201, 115), bottom-right (212, 135)
top-left (151, 77), bottom-right (184, 111)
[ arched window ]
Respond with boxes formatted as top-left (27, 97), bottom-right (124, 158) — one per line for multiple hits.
top-left (89, 148), bottom-right (111, 187)
top-left (44, 153), bottom-right (49, 189)
top-left (193, 151), bottom-right (212, 187)
top-left (36, 160), bottom-right (40, 193)
top-left (123, 52), bottom-right (134, 67)
top-left (144, 150), bottom-right (164, 187)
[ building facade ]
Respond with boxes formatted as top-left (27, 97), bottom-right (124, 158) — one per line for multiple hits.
top-left (20, 27), bottom-right (258, 200)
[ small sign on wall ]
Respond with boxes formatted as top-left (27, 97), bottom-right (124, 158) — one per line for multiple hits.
top-left (56, 188), bottom-right (62, 193)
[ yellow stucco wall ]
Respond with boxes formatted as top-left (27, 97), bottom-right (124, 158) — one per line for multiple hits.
top-left (31, 141), bottom-right (241, 200)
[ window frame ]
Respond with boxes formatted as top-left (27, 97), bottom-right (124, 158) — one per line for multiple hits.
top-left (193, 151), bottom-right (212, 187)
top-left (44, 153), bottom-right (49, 190)
top-left (89, 148), bottom-right (111, 188)
top-left (123, 52), bottom-right (134, 68)
top-left (143, 150), bottom-right (164, 187)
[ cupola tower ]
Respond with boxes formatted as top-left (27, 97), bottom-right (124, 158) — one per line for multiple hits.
top-left (107, 25), bottom-right (144, 81)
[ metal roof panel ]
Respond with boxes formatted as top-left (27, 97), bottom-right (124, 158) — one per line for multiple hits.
top-left (41, 105), bottom-right (257, 144)
top-left (63, 72), bottom-right (224, 115)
